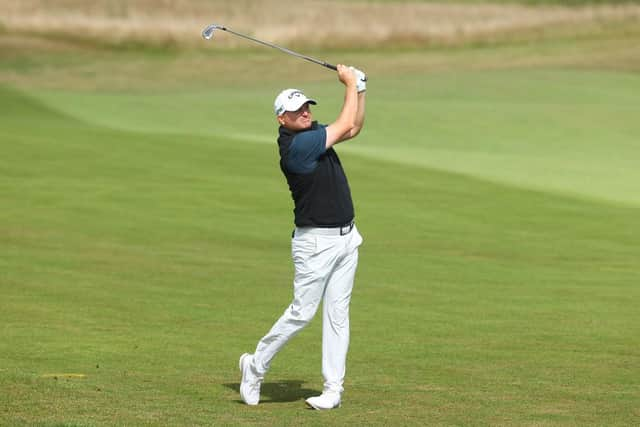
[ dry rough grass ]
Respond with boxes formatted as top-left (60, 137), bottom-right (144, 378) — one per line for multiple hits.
top-left (2, 1), bottom-right (639, 91)
top-left (2, 0), bottom-right (640, 48)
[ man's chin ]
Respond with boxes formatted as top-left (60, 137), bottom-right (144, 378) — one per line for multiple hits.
top-left (290, 121), bottom-right (312, 131)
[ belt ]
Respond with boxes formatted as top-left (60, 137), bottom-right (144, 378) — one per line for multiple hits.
top-left (293, 221), bottom-right (355, 237)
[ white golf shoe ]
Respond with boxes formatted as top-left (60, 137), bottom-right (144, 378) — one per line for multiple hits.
top-left (239, 353), bottom-right (262, 405)
top-left (305, 391), bottom-right (341, 410)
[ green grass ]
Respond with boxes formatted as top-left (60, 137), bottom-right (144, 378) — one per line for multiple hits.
top-left (2, 28), bottom-right (640, 426)
top-left (25, 67), bottom-right (640, 207)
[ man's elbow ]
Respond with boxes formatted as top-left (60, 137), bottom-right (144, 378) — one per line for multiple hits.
top-left (350, 125), bottom-right (363, 138)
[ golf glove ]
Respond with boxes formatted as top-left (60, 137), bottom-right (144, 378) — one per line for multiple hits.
top-left (350, 67), bottom-right (367, 93)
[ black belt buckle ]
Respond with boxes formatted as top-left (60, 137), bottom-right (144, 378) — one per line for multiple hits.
top-left (340, 222), bottom-right (354, 236)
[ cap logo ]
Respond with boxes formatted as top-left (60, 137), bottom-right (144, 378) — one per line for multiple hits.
top-left (287, 90), bottom-right (304, 99)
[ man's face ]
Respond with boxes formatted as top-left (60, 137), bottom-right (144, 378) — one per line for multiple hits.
top-left (278, 103), bottom-right (312, 131)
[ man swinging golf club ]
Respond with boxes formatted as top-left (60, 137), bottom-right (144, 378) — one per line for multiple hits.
top-left (239, 64), bottom-right (367, 410)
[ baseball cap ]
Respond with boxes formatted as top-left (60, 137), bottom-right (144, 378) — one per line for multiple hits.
top-left (274, 88), bottom-right (317, 116)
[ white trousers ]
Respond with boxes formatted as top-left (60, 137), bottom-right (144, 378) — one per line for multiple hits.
top-left (252, 224), bottom-right (363, 394)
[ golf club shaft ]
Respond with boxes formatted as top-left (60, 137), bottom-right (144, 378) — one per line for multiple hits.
top-left (204, 24), bottom-right (337, 71)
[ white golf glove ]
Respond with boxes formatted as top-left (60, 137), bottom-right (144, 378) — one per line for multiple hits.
top-left (350, 66), bottom-right (367, 93)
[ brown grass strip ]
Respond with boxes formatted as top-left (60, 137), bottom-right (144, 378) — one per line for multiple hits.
top-left (2, 1), bottom-right (640, 48)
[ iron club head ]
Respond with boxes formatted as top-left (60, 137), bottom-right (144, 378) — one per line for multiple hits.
top-left (202, 24), bottom-right (221, 40)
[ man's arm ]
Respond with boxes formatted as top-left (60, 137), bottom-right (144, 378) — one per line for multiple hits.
top-left (325, 65), bottom-right (358, 149)
top-left (336, 91), bottom-right (366, 143)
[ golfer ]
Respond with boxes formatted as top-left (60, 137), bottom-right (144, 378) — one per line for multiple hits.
top-left (239, 65), bottom-right (366, 410)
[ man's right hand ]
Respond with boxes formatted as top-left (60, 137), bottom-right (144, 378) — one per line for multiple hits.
top-left (337, 64), bottom-right (357, 89)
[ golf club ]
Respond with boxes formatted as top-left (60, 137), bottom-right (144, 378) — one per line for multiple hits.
top-left (202, 23), bottom-right (365, 80)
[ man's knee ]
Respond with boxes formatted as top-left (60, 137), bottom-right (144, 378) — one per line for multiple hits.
top-left (326, 303), bottom-right (350, 329)
top-left (288, 302), bottom-right (320, 325)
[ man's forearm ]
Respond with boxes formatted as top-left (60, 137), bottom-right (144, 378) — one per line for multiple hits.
top-left (325, 83), bottom-right (358, 147)
top-left (343, 91), bottom-right (366, 140)
top-left (354, 91), bottom-right (366, 129)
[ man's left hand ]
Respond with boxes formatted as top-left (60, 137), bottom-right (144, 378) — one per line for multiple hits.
top-left (350, 67), bottom-right (367, 93)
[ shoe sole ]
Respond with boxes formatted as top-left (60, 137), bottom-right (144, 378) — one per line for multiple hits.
top-left (305, 399), bottom-right (341, 410)
top-left (239, 353), bottom-right (258, 406)
top-left (239, 353), bottom-right (249, 372)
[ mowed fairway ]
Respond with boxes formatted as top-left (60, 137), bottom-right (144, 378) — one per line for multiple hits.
top-left (2, 19), bottom-right (640, 427)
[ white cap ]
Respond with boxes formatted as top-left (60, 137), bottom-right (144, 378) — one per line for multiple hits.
top-left (274, 88), bottom-right (317, 116)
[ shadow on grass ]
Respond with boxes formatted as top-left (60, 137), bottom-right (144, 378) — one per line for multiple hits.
top-left (224, 380), bottom-right (320, 404)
